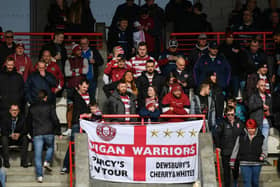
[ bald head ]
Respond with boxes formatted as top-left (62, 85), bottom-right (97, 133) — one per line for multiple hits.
top-left (257, 79), bottom-right (266, 94)
top-left (176, 57), bottom-right (186, 71)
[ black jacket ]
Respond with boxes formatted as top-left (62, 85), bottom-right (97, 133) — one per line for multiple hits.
top-left (26, 101), bottom-right (61, 137)
top-left (172, 68), bottom-right (194, 94)
top-left (0, 68), bottom-right (25, 114)
top-left (215, 118), bottom-right (244, 156)
top-left (0, 42), bottom-right (16, 67)
top-left (24, 71), bottom-right (57, 104)
top-left (69, 88), bottom-right (93, 126)
top-left (238, 128), bottom-right (265, 162)
top-left (136, 71), bottom-right (164, 108)
top-left (1, 115), bottom-right (26, 136)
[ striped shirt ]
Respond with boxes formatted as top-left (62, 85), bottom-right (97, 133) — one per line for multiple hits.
top-left (259, 74), bottom-right (271, 96)
top-left (81, 93), bottom-right (90, 105)
top-left (120, 95), bottom-right (130, 121)
top-left (128, 55), bottom-right (160, 78)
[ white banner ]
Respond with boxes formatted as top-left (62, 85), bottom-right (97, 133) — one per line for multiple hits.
top-left (80, 120), bottom-right (203, 183)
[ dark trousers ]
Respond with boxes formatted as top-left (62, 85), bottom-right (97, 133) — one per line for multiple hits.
top-left (1, 135), bottom-right (28, 164)
top-left (222, 154), bottom-right (239, 187)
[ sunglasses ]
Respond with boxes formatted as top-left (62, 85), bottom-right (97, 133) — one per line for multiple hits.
top-left (226, 113), bottom-right (235, 116)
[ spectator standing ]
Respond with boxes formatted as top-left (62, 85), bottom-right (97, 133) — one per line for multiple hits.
top-left (61, 79), bottom-right (93, 173)
top-left (64, 44), bottom-right (88, 136)
top-left (68, 0), bottom-right (96, 33)
top-left (141, 0), bottom-right (165, 59)
top-left (80, 37), bottom-right (104, 97)
top-left (107, 81), bottom-right (137, 122)
top-left (248, 79), bottom-right (272, 154)
top-left (158, 39), bottom-right (185, 76)
top-left (128, 42), bottom-right (160, 78)
top-left (188, 33), bottom-right (209, 70)
top-left (194, 41), bottom-right (231, 90)
top-left (0, 57), bottom-right (25, 118)
top-left (136, 60), bottom-right (164, 108)
top-left (1, 104), bottom-right (29, 168)
top-left (171, 57), bottom-right (194, 95)
top-left (26, 90), bottom-right (61, 183)
top-left (40, 31), bottom-right (67, 72)
top-left (38, 49), bottom-right (64, 95)
top-left (262, 11), bottom-right (280, 31)
top-left (108, 17), bottom-right (133, 59)
top-left (190, 82), bottom-right (216, 131)
top-left (215, 106), bottom-right (244, 187)
top-left (219, 34), bottom-right (248, 97)
top-left (46, 0), bottom-right (69, 32)
top-left (8, 42), bottom-right (33, 82)
top-left (230, 119), bottom-right (267, 187)
top-left (0, 30), bottom-right (16, 67)
top-left (110, 0), bottom-right (140, 32)
top-left (244, 39), bottom-right (268, 75)
top-left (24, 61), bottom-right (57, 104)
top-left (162, 83), bottom-right (190, 122)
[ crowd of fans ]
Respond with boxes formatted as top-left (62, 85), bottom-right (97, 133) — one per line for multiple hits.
top-left (0, 0), bottom-right (280, 186)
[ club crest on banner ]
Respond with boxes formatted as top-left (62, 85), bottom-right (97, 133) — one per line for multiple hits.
top-left (96, 125), bottom-right (116, 141)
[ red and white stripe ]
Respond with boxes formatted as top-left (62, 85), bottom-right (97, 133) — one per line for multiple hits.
top-left (120, 95), bottom-right (130, 121)
top-left (128, 56), bottom-right (160, 78)
top-left (81, 93), bottom-right (90, 105)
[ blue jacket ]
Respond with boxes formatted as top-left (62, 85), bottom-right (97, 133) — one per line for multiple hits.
top-left (24, 71), bottom-right (57, 104)
top-left (194, 54), bottom-right (231, 89)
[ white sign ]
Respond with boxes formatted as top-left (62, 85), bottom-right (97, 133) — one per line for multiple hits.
top-left (80, 120), bottom-right (203, 183)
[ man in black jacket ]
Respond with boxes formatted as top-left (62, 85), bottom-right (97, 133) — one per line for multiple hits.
top-left (1, 104), bottom-right (29, 168)
top-left (39, 31), bottom-right (67, 72)
top-left (215, 106), bottom-right (244, 187)
top-left (136, 59), bottom-right (164, 108)
top-left (0, 30), bottom-right (16, 67)
top-left (24, 61), bottom-right (57, 104)
top-left (0, 57), bottom-right (25, 119)
top-left (26, 90), bottom-right (61, 183)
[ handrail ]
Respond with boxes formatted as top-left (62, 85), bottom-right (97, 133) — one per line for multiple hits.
top-left (215, 148), bottom-right (222, 187)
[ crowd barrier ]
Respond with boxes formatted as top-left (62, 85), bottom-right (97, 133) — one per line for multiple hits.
top-left (0, 32), bottom-right (103, 57)
top-left (68, 114), bottom-right (223, 187)
top-left (170, 31), bottom-right (275, 56)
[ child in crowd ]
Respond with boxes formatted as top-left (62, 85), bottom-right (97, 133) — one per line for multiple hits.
top-left (139, 86), bottom-right (160, 122)
top-left (80, 100), bottom-right (102, 122)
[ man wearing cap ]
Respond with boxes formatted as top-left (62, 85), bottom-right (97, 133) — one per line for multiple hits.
top-left (244, 63), bottom-right (272, 102)
top-left (158, 39), bottom-right (185, 76)
top-left (0, 30), bottom-right (16, 67)
top-left (162, 83), bottom-right (190, 122)
top-left (8, 42), bottom-right (34, 82)
top-left (219, 32), bottom-right (248, 97)
top-left (194, 41), bottom-right (231, 90)
top-left (188, 33), bottom-right (209, 70)
top-left (64, 44), bottom-right (89, 136)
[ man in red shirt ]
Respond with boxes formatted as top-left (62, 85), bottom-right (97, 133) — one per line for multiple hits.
top-left (8, 42), bottom-right (33, 82)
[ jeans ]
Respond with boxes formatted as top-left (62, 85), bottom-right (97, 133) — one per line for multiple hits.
top-left (261, 119), bottom-right (270, 152)
top-left (62, 124), bottom-right (80, 170)
top-left (34, 135), bottom-right (55, 177)
top-left (0, 168), bottom-right (5, 187)
top-left (240, 165), bottom-right (262, 187)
